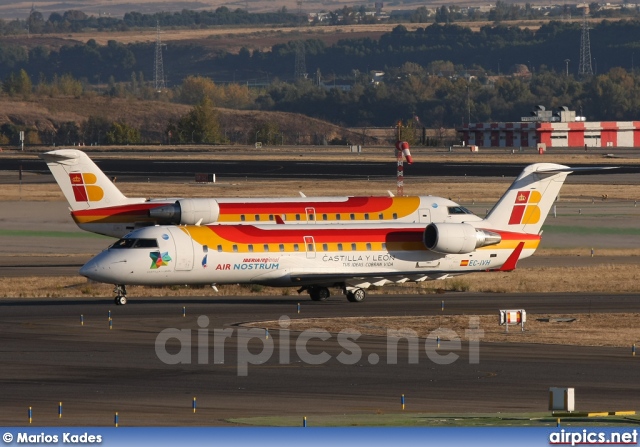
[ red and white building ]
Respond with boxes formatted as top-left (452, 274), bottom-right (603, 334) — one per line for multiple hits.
top-left (457, 106), bottom-right (640, 148)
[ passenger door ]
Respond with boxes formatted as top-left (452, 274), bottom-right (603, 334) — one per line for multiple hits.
top-left (168, 227), bottom-right (194, 271)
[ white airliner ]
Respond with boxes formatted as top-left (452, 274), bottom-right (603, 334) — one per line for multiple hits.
top-left (80, 163), bottom-right (605, 305)
top-left (41, 149), bottom-right (481, 237)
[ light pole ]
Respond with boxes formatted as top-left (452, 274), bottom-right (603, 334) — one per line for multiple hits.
top-left (564, 59), bottom-right (570, 77)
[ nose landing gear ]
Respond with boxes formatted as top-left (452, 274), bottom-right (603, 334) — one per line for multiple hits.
top-left (113, 285), bottom-right (128, 305)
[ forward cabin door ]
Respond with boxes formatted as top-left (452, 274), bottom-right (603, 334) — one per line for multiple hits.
top-left (168, 227), bottom-right (194, 271)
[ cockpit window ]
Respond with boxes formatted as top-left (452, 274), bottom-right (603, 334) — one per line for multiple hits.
top-left (133, 238), bottom-right (159, 248)
top-left (111, 238), bottom-right (158, 249)
top-left (448, 206), bottom-right (473, 215)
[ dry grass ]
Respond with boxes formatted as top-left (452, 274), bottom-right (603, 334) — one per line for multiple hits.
top-left (247, 313), bottom-right (640, 348)
top-left (11, 18), bottom-right (616, 48)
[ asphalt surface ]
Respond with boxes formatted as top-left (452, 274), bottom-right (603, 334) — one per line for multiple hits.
top-left (1, 293), bottom-right (639, 426)
top-left (5, 155), bottom-right (640, 181)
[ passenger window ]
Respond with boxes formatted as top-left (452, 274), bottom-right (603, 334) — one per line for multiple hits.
top-left (293, 244), bottom-right (299, 251)
top-left (264, 244), bottom-right (269, 252)
top-left (217, 245), bottom-right (223, 252)
top-left (248, 245), bottom-right (254, 252)
top-left (309, 214), bottom-right (315, 221)
top-left (255, 215), bottom-right (260, 221)
top-left (350, 213), bottom-right (355, 220)
top-left (392, 213), bottom-right (398, 220)
top-left (336, 214), bottom-right (341, 221)
top-left (240, 215), bottom-right (246, 222)
top-left (382, 243), bottom-right (387, 250)
top-left (364, 214), bottom-right (369, 220)
top-left (269, 215), bottom-right (274, 221)
top-left (338, 243), bottom-right (343, 251)
top-left (279, 244), bottom-right (285, 252)
top-left (379, 213), bottom-right (384, 219)
top-left (351, 243), bottom-right (357, 250)
top-left (322, 214), bottom-right (328, 221)
top-left (322, 243), bottom-right (328, 251)
top-left (307, 243), bottom-right (314, 251)
top-left (232, 245), bottom-right (238, 252)
top-left (366, 243), bottom-right (372, 251)
top-left (295, 214), bottom-right (301, 221)
top-left (203, 245), bottom-right (208, 253)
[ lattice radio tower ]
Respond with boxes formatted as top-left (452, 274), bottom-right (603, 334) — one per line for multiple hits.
top-left (293, 0), bottom-right (307, 80)
top-left (154, 21), bottom-right (166, 91)
top-left (294, 42), bottom-right (307, 79)
top-left (578, 6), bottom-right (593, 77)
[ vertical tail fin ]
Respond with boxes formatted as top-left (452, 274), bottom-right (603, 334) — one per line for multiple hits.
top-left (41, 149), bottom-right (143, 211)
top-left (483, 163), bottom-right (572, 235)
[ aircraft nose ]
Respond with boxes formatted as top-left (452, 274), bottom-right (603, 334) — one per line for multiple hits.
top-left (79, 258), bottom-right (100, 279)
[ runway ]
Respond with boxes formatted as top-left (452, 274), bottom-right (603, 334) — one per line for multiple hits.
top-left (5, 155), bottom-right (640, 181)
top-left (1, 294), bottom-right (639, 426)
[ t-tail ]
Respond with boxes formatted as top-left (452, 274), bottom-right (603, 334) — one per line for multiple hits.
top-left (482, 163), bottom-right (571, 235)
top-left (41, 149), bottom-right (146, 211)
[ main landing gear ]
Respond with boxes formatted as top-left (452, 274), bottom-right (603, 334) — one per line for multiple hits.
top-left (113, 284), bottom-right (128, 305)
top-left (303, 286), bottom-right (331, 301)
top-left (299, 285), bottom-right (366, 302)
top-left (346, 288), bottom-right (366, 303)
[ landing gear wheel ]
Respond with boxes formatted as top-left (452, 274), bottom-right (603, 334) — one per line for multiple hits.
top-left (113, 285), bottom-right (128, 305)
top-left (346, 288), bottom-right (366, 302)
top-left (309, 287), bottom-right (330, 301)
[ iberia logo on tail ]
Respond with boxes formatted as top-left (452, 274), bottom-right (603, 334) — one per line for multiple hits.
top-left (508, 191), bottom-right (541, 225)
top-left (69, 173), bottom-right (104, 202)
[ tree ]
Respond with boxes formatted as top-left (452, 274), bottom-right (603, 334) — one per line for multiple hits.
top-left (82, 116), bottom-right (111, 145)
top-left (106, 121), bottom-right (141, 144)
top-left (171, 97), bottom-right (222, 144)
top-left (3, 70), bottom-right (32, 97)
top-left (253, 121), bottom-right (281, 145)
top-left (178, 75), bottom-right (217, 105)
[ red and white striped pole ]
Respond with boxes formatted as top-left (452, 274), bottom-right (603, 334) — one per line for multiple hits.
top-left (396, 140), bottom-right (404, 196)
top-left (395, 140), bottom-right (413, 196)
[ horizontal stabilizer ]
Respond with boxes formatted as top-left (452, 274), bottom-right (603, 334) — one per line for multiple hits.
top-left (535, 166), bottom-right (618, 174)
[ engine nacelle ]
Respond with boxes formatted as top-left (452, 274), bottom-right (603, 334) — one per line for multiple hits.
top-left (424, 223), bottom-right (501, 254)
top-left (149, 199), bottom-right (220, 225)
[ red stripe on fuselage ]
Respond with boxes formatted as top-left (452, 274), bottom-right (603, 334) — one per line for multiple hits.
top-left (204, 224), bottom-right (424, 244)
top-left (71, 203), bottom-right (170, 220)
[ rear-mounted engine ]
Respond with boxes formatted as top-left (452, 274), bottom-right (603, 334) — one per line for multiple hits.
top-left (424, 223), bottom-right (501, 254)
